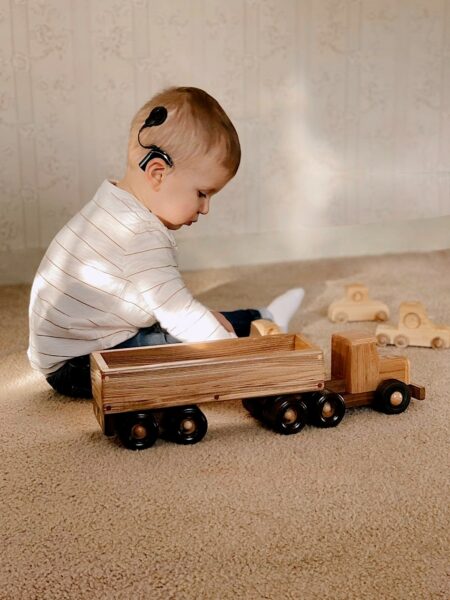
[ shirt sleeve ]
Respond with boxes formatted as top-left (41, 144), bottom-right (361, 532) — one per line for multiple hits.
top-left (125, 229), bottom-right (236, 342)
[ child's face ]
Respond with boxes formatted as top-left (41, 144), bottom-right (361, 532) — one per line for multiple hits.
top-left (149, 154), bottom-right (232, 230)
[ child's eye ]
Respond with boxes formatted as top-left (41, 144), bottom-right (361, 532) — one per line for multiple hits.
top-left (198, 191), bottom-right (207, 198)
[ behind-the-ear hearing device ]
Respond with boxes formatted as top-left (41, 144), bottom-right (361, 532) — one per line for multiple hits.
top-left (138, 106), bottom-right (174, 171)
top-left (138, 145), bottom-right (173, 172)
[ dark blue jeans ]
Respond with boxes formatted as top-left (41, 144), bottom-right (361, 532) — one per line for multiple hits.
top-left (46, 309), bottom-right (262, 399)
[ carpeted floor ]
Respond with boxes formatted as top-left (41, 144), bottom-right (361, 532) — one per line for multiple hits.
top-left (1, 250), bottom-right (449, 600)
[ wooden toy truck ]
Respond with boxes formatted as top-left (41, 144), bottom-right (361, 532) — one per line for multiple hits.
top-left (376, 301), bottom-right (450, 349)
top-left (91, 323), bottom-right (425, 450)
top-left (328, 284), bottom-right (389, 323)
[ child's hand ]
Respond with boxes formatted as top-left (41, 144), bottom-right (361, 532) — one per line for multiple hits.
top-left (211, 311), bottom-right (235, 334)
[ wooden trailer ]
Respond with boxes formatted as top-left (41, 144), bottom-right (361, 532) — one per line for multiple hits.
top-left (91, 322), bottom-right (425, 450)
top-left (91, 331), bottom-right (325, 449)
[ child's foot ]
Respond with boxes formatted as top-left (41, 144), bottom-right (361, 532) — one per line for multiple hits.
top-left (259, 288), bottom-right (305, 333)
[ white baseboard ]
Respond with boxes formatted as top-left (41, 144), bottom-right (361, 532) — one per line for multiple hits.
top-left (1, 216), bottom-right (449, 285)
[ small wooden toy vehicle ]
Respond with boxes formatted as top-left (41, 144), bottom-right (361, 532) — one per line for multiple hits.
top-left (91, 322), bottom-right (425, 450)
top-left (328, 284), bottom-right (389, 323)
top-left (376, 301), bottom-right (450, 349)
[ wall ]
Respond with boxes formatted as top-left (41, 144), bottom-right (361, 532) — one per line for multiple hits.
top-left (1, 0), bottom-right (450, 282)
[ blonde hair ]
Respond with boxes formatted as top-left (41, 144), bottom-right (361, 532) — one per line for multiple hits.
top-left (127, 86), bottom-right (241, 177)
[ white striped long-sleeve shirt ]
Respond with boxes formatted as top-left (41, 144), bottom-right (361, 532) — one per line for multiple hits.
top-left (27, 179), bottom-right (235, 376)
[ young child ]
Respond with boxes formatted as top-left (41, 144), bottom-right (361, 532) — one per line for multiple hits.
top-left (27, 87), bottom-right (304, 399)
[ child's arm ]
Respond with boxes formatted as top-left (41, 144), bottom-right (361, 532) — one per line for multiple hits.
top-left (211, 311), bottom-right (235, 333)
top-left (125, 230), bottom-right (236, 342)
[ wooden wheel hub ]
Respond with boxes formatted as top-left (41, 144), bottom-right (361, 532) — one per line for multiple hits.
top-left (394, 335), bottom-right (408, 348)
top-left (432, 337), bottom-right (444, 349)
top-left (181, 418), bottom-right (196, 433)
top-left (376, 311), bottom-right (388, 322)
top-left (131, 424), bottom-right (147, 439)
top-left (390, 391), bottom-right (403, 407)
top-left (322, 401), bottom-right (335, 418)
top-left (283, 408), bottom-right (297, 424)
top-left (377, 334), bottom-right (389, 346)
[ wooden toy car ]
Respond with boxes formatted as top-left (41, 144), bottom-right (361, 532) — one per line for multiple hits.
top-left (328, 284), bottom-right (389, 323)
top-left (90, 322), bottom-right (425, 450)
top-left (376, 301), bottom-right (450, 349)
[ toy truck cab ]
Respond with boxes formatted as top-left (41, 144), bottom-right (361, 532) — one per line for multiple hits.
top-left (376, 301), bottom-right (450, 349)
top-left (328, 284), bottom-right (390, 323)
top-left (326, 331), bottom-right (424, 413)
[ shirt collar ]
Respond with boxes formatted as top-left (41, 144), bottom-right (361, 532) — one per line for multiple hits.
top-left (103, 179), bottom-right (177, 248)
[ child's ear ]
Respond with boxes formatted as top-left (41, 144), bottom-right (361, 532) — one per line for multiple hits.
top-left (145, 159), bottom-right (168, 190)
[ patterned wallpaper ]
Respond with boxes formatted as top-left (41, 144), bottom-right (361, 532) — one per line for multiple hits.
top-left (1, 0), bottom-right (449, 254)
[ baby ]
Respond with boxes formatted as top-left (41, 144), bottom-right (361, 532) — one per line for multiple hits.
top-left (27, 86), bottom-right (304, 398)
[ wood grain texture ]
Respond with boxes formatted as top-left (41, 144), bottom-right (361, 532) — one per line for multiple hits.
top-left (249, 318), bottom-right (282, 337)
top-left (94, 333), bottom-right (319, 370)
top-left (331, 331), bottom-right (380, 394)
top-left (91, 326), bottom-right (423, 434)
top-left (409, 383), bottom-right (426, 401)
top-left (90, 353), bottom-right (106, 430)
top-left (91, 333), bottom-right (325, 419)
top-left (379, 355), bottom-right (410, 384)
top-left (324, 379), bottom-right (374, 408)
top-left (331, 331), bottom-right (411, 393)
top-left (325, 380), bottom-right (425, 408)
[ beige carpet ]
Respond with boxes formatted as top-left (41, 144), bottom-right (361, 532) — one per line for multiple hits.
top-left (1, 250), bottom-right (449, 600)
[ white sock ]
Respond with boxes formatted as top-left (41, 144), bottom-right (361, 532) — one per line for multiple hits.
top-left (259, 288), bottom-right (305, 333)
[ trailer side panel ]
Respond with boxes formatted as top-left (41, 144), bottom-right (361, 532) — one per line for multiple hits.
top-left (98, 349), bottom-right (325, 414)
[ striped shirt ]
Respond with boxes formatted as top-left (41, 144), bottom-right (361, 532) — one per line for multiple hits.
top-left (27, 179), bottom-right (235, 376)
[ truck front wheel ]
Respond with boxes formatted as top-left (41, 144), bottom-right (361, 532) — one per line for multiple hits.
top-left (165, 405), bottom-right (208, 445)
top-left (116, 411), bottom-right (159, 450)
top-left (309, 391), bottom-right (345, 428)
top-left (262, 395), bottom-right (308, 435)
top-left (375, 379), bottom-right (411, 414)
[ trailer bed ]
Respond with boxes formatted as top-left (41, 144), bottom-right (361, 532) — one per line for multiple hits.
top-left (91, 334), bottom-right (325, 422)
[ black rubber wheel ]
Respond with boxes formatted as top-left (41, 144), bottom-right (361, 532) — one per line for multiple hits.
top-left (242, 398), bottom-right (268, 419)
top-left (262, 395), bottom-right (308, 435)
top-left (309, 391), bottom-right (346, 428)
top-left (116, 411), bottom-right (159, 450)
top-left (375, 379), bottom-right (411, 415)
top-left (165, 405), bottom-right (208, 445)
